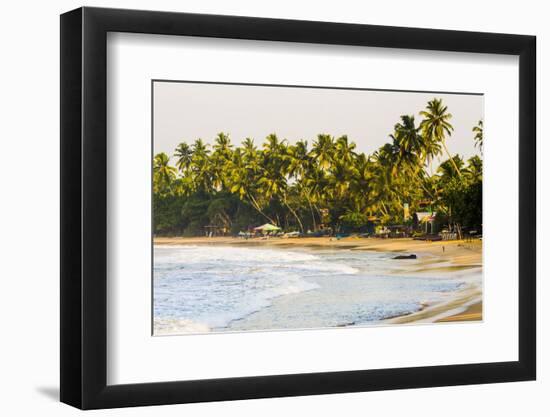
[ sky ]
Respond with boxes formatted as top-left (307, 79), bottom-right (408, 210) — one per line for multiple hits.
top-left (153, 81), bottom-right (483, 165)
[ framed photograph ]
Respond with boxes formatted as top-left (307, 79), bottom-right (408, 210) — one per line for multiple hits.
top-left (60, 7), bottom-right (536, 409)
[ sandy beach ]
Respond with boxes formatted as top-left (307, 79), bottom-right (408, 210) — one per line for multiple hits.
top-left (154, 236), bottom-right (482, 329)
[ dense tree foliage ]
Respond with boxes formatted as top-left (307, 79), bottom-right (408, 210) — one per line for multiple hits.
top-left (153, 98), bottom-right (483, 236)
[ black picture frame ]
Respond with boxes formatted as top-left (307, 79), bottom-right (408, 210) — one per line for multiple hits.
top-left (60, 6), bottom-right (536, 410)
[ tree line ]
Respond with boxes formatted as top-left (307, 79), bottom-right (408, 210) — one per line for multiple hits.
top-left (153, 98), bottom-right (483, 236)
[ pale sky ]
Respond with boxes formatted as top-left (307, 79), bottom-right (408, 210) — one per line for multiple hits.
top-left (153, 81), bottom-right (483, 164)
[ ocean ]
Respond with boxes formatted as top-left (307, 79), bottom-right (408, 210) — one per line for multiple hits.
top-left (153, 244), bottom-right (478, 334)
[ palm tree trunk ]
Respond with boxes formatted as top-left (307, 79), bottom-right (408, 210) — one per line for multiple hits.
top-left (283, 195), bottom-right (304, 233)
top-left (411, 167), bottom-right (435, 199)
top-left (441, 139), bottom-right (462, 178)
top-left (307, 199), bottom-right (317, 231)
top-left (247, 193), bottom-right (276, 224)
top-left (380, 201), bottom-right (390, 217)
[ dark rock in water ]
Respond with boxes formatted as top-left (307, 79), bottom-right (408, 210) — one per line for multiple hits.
top-left (393, 254), bottom-right (417, 259)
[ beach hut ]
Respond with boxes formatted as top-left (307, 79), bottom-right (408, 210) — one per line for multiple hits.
top-left (413, 212), bottom-right (438, 234)
top-left (253, 223), bottom-right (282, 235)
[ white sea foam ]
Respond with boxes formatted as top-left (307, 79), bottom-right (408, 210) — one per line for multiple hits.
top-left (296, 261), bottom-right (359, 275)
top-left (154, 245), bottom-right (329, 331)
top-left (156, 245), bottom-right (321, 265)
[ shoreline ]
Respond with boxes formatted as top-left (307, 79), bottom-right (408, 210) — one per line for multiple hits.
top-left (154, 235), bottom-right (482, 267)
top-left (154, 236), bottom-right (482, 325)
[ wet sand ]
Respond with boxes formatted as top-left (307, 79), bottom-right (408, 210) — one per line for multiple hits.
top-left (436, 301), bottom-right (482, 322)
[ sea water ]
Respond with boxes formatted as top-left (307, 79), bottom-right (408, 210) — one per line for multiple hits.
top-left (153, 244), bottom-right (476, 334)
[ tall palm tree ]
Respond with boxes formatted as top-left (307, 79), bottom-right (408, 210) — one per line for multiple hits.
top-left (190, 139), bottom-right (212, 192)
top-left (241, 138), bottom-right (261, 176)
top-left (242, 137), bottom-right (257, 161)
top-left (393, 115), bottom-right (434, 199)
top-left (420, 98), bottom-right (461, 177)
top-left (311, 134), bottom-right (335, 171)
top-left (211, 132), bottom-right (233, 191)
top-left (227, 145), bottom-right (276, 225)
top-left (473, 119), bottom-right (483, 154)
top-left (213, 132), bottom-right (233, 158)
top-left (394, 115), bottom-right (423, 160)
top-left (261, 134), bottom-right (306, 230)
top-left (153, 152), bottom-right (176, 193)
top-left (287, 139), bottom-right (309, 181)
top-left (191, 138), bottom-right (209, 158)
top-left (349, 153), bottom-right (375, 212)
top-left (372, 143), bottom-right (401, 218)
top-left (263, 133), bottom-right (284, 154)
top-left (334, 135), bottom-right (357, 166)
top-left (174, 142), bottom-right (193, 173)
top-left (301, 163), bottom-right (328, 229)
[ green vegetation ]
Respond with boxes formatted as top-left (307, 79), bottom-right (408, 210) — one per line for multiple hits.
top-left (153, 98), bottom-right (483, 236)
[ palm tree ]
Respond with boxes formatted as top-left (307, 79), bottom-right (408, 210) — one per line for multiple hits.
top-left (153, 152), bottom-right (176, 193)
top-left (394, 115), bottom-right (423, 160)
top-left (190, 139), bottom-right (212, 191)
top-left (465, 155), bottom-right (482, 182)
top-left (242, 137), bottom-right (257, 161)
top-left (393, 115), bottom-right (435, 199)
top-left (334, 135), bottom-right (357, 166)
top-left (227, 146), bottom-right (276, 225)
top-left (301, 163), bottom-right (328, 230)
top-left (213, 132), bottom-right (233, 158)
top-left (473, 120), bottom-right (483, 154)
top-left (422, 134), bottom-right (442, 175)
top-left (328, 161), bottom-right (353, 201)
top-left (211, 132), bottom-right (233, 190)
top-left (174, 142), bottom-right (193, 173)
top-left (191, 138), bottom-right (209, 158)
top-left (372, 143), bottom-right (401, 218)
top-left (269, 135), bottom-right (309, 230)
top-left (263, 133), bottom-right (284, 154)
top-left (287, 139), bottom-right (321, 230)
top-left (437, 154), bottom-right (465, 185)
top-left (287, 139), bottom-right (309, 180)
top-left (260, 134), bottom-right (305, 230)
top-left (349, 153), bottom-right (375, 212)
top-left (311, 134), bottom-right (335, 171)
top-left (420, 98), bottom-right (461, 177)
